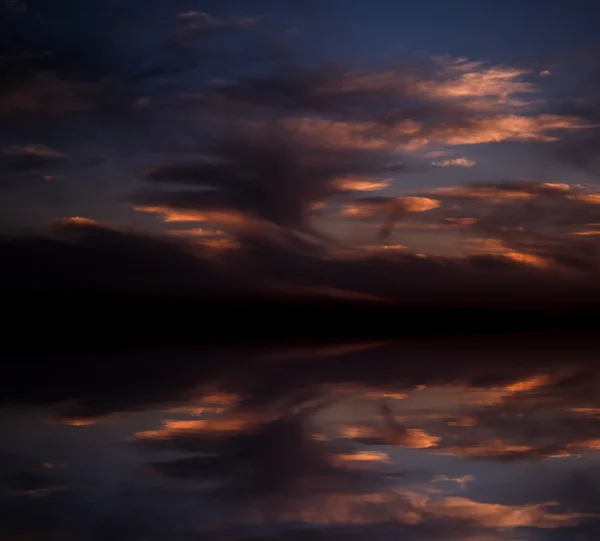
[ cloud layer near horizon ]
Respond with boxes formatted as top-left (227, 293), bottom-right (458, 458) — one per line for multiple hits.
top-left (2, 212), bottom-right (600, 311)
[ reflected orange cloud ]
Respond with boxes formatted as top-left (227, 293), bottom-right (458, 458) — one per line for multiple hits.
top-left (267, 489), bottom-right (591, 529)
top-left (337, 451), bottom-right (391, 464)
top-left (163, 406), bottom-right (225, 416)
top-left (569, 439), bottom-right (600, 450)
top-left (167, 227), bottom-right (226, 237)
top-left (569, 407), bottom-right (600, 417)
top-left (435, 438), bottom-right (538, 459)
top-left (61, 418), bottom-right (99, 426)
top-left (395, 428), bottom-right (441, 449)
top-left (164, 393), bottom-right (240, 415)
top-left (447, 416), bottom-right (478, 427)
top-left (425, 186), bottom-right (535, 203)
top-left (134, 417), bottom-right (250, 440)
top-left (199, 238), bottom-right (241, 250)
top-left (418, 495), bottom-right (592, 528)
top-left (338, 424), bottom-right (440, 449)
top-left (572, 231), bottom-right (600, 236)
top-left (362, 391), bottom-right (408, 400)
top-left (339, 425), bottom-right (379, 439)
top-left (567, 194), bottom-right (600, 205)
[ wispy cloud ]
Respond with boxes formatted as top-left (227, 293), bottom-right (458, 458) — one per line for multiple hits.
top-left (432, 157), bottom-right (476, 167)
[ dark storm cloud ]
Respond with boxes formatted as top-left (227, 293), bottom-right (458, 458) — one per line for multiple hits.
top-left (133, 120), bottom-right (401, 232)
top-left (0, 217), bottom-right (256, 296)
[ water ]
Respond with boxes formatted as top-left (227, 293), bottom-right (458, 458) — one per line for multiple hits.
top-left (1, 335), bottom-right (599, 540)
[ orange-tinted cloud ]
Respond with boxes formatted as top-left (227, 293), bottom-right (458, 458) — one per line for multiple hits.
top-left (134, 205), bottom-right (246, 224)
top-left (332, 177), bottom-right (391, 191)
top-left (267, 489), bottom-right (592, 528)
top-left (337, 451), bottom-right (391, 464)
top-left (341, 197), bottom-right (440, 218)
top-left (567, 194), bottom-right (600, 205)
top-left (278, 117), bottom-right (388, 150)
top-left (338, 423), bottom-right (440, 449)
top-left (425, 58), bottom-right (536, 101)
top-left (432, 157), bottom-right (476, 167)
top-left (51, 216), bottom-right (100, 227)
top-left (417, 495), bottom-right (592, 528)
top-left (134, 417), bottom-right (252, 440)
top-left (60, 417), bottom-right (99, 426)
top-left (421, 114), bottom-right (584, 146)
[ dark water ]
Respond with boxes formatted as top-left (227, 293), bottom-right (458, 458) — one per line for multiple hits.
top-left (2, 335), bottom-right (600, 540)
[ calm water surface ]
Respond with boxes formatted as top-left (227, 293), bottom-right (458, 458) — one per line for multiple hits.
top-left (2, 337), bottom-right (600, 540)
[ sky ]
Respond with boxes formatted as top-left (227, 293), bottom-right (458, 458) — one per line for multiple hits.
top-left (4, 3), bottom-right (600, 539)
top-left (1, 0), bottom-right (600, 308)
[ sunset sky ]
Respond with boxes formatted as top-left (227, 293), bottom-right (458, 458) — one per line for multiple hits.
top-left (4, 3), bottom-right (600, 539)
top-left (2, 0), bottom-right (600, 308)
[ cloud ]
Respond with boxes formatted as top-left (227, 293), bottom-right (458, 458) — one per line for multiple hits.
top-left (340, 196), bottom-right (441, 240)
top-left (1, 144), bottom-right (66, 170)
top-left (132, 120), bottom-right (401, 234)
top-left (196, 57), bottom-right (539, 119)
top-left (341, 196), bottom-right (441, 219)
top-left (432, 157), bottom-right (476, 167)
top-left (0, 73), bottom-right (98, 114)
top-left (3, 211), bottom-right (600, 316)
top-left (413, 113), bottom-right (584, 147)
top-left (0, 216), bottom-right (257, 297)
top-left (331, 177), bottom-right (392, 191)
top-left (192, 59), bottom-right (584, 155)
top-left (174, 11), bottom-right (259, 43)
top-left (423, 58), bottom-right (537, 101)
